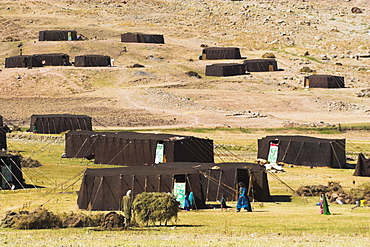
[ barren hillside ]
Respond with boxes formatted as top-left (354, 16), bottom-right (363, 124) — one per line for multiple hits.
top-left (0, 0), bottom-right (369, 129)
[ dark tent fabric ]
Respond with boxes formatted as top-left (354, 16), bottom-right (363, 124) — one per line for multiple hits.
top-left (120, 33), bottom-right (165, 44)
top-left (205, 63), bottom-right (245, 77)
top-left (0, 152), bottom-right (23, 189)
top-left (353, 153), bottom-right (370, 176)
top-left (0, 115), bottom-right (3, 127)
top-left (65, 131), bottom-right (214, 165)
top-left (243, 59), bottom-right (278, 72)
top-left (39, 30), bottom-right (77, 41)
top-left (201, 47), bottom-right (241, 60)
top-left (5, 55), bottom-right (43, 68)
top-left (74, 55), bottom-right (111, 67)
top-left (33, 53), bottom-right (71, 66)
top-left (257, 135), bottom-right (346, 168)
top-left (0, 131), bottom-right (6, 151)
top-left (30, 114), bottom-right (92, 134)
top-left (304, 75), bottom-right (345, 88)
top-left (77, 162), bottom-right (272, 211)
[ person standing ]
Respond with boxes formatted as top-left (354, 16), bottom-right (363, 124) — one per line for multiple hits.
top-left (121, 190), bottom-right (132, 229)
top-left (236, 182), bottom-right (252, 212)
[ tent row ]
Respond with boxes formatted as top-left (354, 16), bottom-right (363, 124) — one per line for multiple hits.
top-left (205, 59), bottom-right (279, 76)
top-left (31, 114), bottom-right (92, 134)
top-left (77, 162), bottom-right (272, 211)
top-left (65, 131), bottom-right (214, 166)
top-left (39, 30), bottom-right (165, 44)
top-left (5, 54), bottom-right (112, 68)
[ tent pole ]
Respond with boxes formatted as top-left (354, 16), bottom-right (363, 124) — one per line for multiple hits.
top-left (205, 169), bottom-right (211, 202)
top-left (293, 141), bottom-right (305, 165)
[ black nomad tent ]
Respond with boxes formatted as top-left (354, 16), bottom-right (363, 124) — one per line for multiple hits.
top-left (353, 153), bottom-right (370, 176)
top-left (257, 135), bottom-right (346, 168)
top-left (30, 114), bottom-right (92, 134)
top-left (0, 115), bottom-right (3, 127)
top-left (243, 59), bottom-right (278, 72)
top-left (304, 75), bottom-right (345, 88)
top-left (39, 30), bottom-right (77, 41)
top-left (5, 55), bottom-right (43, 68)
top-left (77, 162), bottom-right (272, 211)
top-left (65, 131), bottom-right (214, 165)
top-left (74, 55), bottom-right (111, 67)
top-left (205, 63), bottom-right (245, 77)
top-left (200, 47), bottom-right (242, 60)
top-left (120, 33), bottom-right (165, 44)
top-left (33, 53), bottom-right (71, 66)
top-left (0, 152), bottom-right (23, 190)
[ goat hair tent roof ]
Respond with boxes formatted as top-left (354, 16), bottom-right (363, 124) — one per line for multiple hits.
top-left (5, 55), bottom-right (43, 68)
top-left (33, 53), bottom-right (71, 66)
top-left (74, 55), bottom-right (111, 67)
top-left (353, 153), bottom-right (370, 177)
top-left (0, 152), bottom-right (23, 190)
top-left (304, 75), bottom-right (345, 88)
top-left (243, 59), bottom-right (278, 72)
top-left (0, 115), bottom-right (2, 127)
top-left (39, 30), bottom-right (77, 41)
top-left (120, 33), bottom-right (165, 44)
top-left (205, 63), bottom-right (245, 77)
top-left (31, 114), bottom-right (92, 134)
top-left (257, 135), bottom-right (347, 168)
top-left (201, 47), bottom-right (241, 60)
top-left (65, 130), bottom-right (214, 165)
top-left (77, 162), bottom-right (272, 211)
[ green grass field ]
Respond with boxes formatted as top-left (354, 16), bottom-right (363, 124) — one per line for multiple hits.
top-left (1, 129), bottom-right (370, 246)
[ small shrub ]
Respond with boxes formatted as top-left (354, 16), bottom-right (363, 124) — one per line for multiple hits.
top-left (262, 52), bottom-right (276, 58)
top-left (19, 155), bottom-right (42, 168)
top-left (300, 66), bottom-right (315, 73)
top-left (185, 71), bottom-right (201, 78)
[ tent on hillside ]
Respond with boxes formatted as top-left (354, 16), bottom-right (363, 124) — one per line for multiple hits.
top-left (0, 152), bottom-right (23, 190)
top-left (304, 75), bottom-right (345, 88)
top-left (353, 153), bottom-right (370, 176)
top-left (200, 47), bottom-right (242, 60)
top-left (30, 114), bottom-right (92, 134)
top-left (120, 33), bottom-right (165, 44)
top-left (77, 162), bottom-right (272, 211)
top-left (39, 30), bottom-right (77, 41)
top-left (5, 55), bottom-right (43, 68)
top-left (33, 53), bottom-right (71, 66)
top-left (65, 131), bottom-right (214, 165)
top-left (243, 59), bottom-right (278, 72)
top-left (205, 63), bottom-right (245, 77)
top-left (257, 135), bottom-right (347, 168)
top-left (74, 55), bottom-right (111, 67)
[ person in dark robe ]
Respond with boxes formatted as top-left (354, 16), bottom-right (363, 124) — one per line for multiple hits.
top-left (121, 190), bottom-right (132, 229)
top-left (236, 182), bottom-right (252, 212)
top-left (220, 195), bottom-right (227, 211)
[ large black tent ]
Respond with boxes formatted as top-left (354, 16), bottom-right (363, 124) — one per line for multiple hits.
top-left (120, 33), bottom-right (165, 44)
top-left (304, 75), bottom-right (345, 88)
top-left (31, 114), bottom-right (92, 134)
top-left (5, 55), bottom-right (43, 68)
top-left (39, 30), bottom-right (77, 41)
top-left (353, 153), bottom-right (370, 176)
top-left (200, 47), bottom-right (241, 60)
top-left (243, 59), bottom-right (278, 72)
top-left (74, 55), bottom-right (111, 67)
top-left (205, 63), bottom-right (245, 77)
top-left (77, 162), bottom-right (272, 211)
top-left (0, 152), bottom-right (23, 190)
top-left (33, 53), bottom-right (71, 66)
top-left (65, 131), bottom-right (214, 165)
top-left (257, 135), bottom-right (346, 168)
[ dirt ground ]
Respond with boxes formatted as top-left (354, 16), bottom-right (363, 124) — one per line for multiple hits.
top-left (0, 0), bottom-right (369, 134)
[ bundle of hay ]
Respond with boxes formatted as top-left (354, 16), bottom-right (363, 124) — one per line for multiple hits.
top-left (133, 192), bottom-right (180, 226)
top-left (100, 212), bottom-right (124, 230)
top-left (61, 212), bottom-right (104, 228)
top-left (1, 208), bottom-right (61, 229)
top-left (19, 155), bottom-right (42, 168)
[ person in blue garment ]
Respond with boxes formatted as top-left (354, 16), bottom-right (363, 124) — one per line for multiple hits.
top-left (236, 182), bottom-right (252, 212)
top-left (188, 192), bottom-right (195, 210)
top-left (183, 193), bottom-right (190, 211)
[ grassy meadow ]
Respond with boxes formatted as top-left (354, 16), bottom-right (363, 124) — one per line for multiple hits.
top-left (1, 128), bottom-right (370, 246)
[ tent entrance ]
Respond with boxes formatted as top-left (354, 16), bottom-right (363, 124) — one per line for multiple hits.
top-left (267, 141), bottom-right (279, 164)
top-left (1, 165), bottom-right (13, 189)
top-left (268, 64), bottom-right (274, 71)
top-left (173, 174), bottom-right (186, 207)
